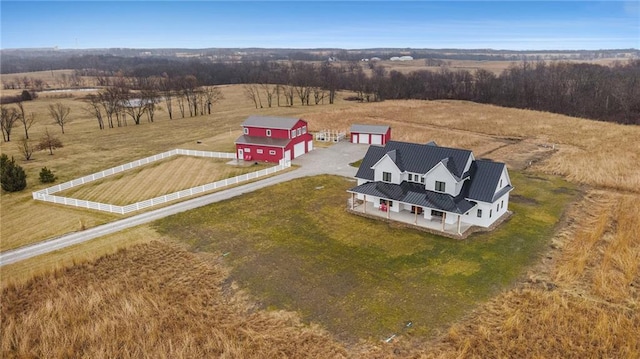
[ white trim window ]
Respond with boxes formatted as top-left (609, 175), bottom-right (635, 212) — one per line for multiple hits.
top-left (435, 181), bottom-right (446, 192)
top-left (269, 150), bottom-right (276, 155)
top-left (266, 129), bottom-right (272, 137)
top-left (291, 129), bottom-right (296, 138)
top-left (245, 148), bottom-right (251, 153)
top-left (297, 128), bottom-right (301, 136)
top-left (383, 171), bottom-right (392, 182)
top-left (243, 127), bottom-right (249, 135)
top-left (302, 126), bottom-right (307, 134)
top-left (257, 149), bottom-right (263, 154)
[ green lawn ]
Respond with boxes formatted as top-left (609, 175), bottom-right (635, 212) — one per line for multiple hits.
top-left (154, 171), bottom-right (577, 341)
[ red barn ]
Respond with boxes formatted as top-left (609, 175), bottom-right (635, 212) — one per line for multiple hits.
top-left (235, 116), bottom-right (313, 163)
top-left (350, 124), bottom-right (391, 145)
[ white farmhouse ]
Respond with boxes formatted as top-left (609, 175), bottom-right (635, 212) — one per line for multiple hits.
top-left (347, 140), bottom-right (513, 236)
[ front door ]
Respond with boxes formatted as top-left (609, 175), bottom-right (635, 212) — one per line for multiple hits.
top-left (238, 149), bottom-right (243, 160)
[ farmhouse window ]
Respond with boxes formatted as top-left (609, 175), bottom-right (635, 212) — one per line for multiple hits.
top-left (490, 209), bottom-right (493, 218)
top-left (497, 204), bottom-right (500, 212)
top-left (257, 149), bottom-right (263, 154)
top-left (421, 177), bottom-right (425, 184)
top-left (435, 181), bottom-right (446, 192)
top-left (382, 171), bottom-right (392, 182)
top-left (266, 129), bottom-right (272, 137)
top-left (243, 127), bottom-right (249, 135)
top-left (302, 126), bottom-right (307, 134)
top-left (501, 200), bottom-right (504, 209)
top-left (477, 209), bottom-right (483, 218)
top-left (408, 174), bottom-right (413, 181)
top-left (500, 179), bottom-right (503, 187)
top-left (291, 130), bottom-right (296, 138)
top-left (269, 150), bottom-right (276, 155)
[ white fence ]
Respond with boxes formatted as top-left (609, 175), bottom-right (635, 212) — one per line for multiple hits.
top-left (32, 149), bottom-right (290, 215)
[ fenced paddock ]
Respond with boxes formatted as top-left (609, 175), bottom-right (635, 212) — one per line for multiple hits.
top-left (315, 129), bottom-right (346, 142)
top-left (32, 149), bottom-right (290, 215)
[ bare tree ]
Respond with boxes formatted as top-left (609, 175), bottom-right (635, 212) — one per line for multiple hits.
top-left (84, 94), bottom-right (105, 129)
top-left (158, 75), bottom-right (174, 119)
top-left (178, 75), bottom-right (198, 117)
top-left (101, 86), bottom-right (127, 128)
top-left (176, 93), bottom-right (186, 118)
top-left (35, 128), bottom-right (63, 155)
top-left (282, 85), bottom-right (294, 107)
top-left (122, 97), bottom-right (147, 125)
top-left (0, 106), bottom-right (20, 142)
top-left (17, 137), bottom-right (34, 160)
top-left (243, 85), bottom-right (262, 109)
top-left (48, 103), bottom-right (72, 134)
top-left (203, 86), bottom-right (224, 114)
top-left (260, 83), bottom-right (277, 108)
top-left (15, 101), bottom-right (36, 139)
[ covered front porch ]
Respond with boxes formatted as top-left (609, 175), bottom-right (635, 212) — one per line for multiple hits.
top-left (347, 194), bottom-right (473, 237)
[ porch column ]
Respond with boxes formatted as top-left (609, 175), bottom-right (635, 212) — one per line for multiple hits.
top-left (414, 207), bottom-right (418, 225)
top-left (457, 215), bottom-right (461, 235)
top-left (387, 202), bottom-right (390, 219)
top-left (363, 195), bottom-right (367, 214)
top-left (442, 212), bottom-right (446, 231)
top-left (351, 192), bottom-right (355, 210)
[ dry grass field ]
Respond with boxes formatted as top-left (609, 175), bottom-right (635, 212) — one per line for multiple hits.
top-left (60, 156), bottom-right (271, 205)
top-left (2, 80), bottom-right (640, 357)
top-left (1, 241), bottom-right (347, 358)
top-left (365, 57), bottom-right (623, 76)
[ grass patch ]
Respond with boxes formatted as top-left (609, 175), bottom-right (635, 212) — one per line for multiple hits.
top-left (60, 156), bottom-right (272, 206)
top-left (349, 158), bottom-right (363, 168)
top-left (154, 171), bottom-right (577, 341)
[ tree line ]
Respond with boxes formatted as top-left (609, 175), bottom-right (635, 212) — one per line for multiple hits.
top-left (84, 58), bottom-right (638, 125)
top-left (2, 54), bottom-right (639, 124)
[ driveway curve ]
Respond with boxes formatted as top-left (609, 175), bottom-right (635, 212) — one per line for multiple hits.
top-left (0, 142), bottom-right (368, 266)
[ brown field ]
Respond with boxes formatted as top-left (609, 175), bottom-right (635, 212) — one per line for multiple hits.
top-left (1, 241), bottom-right (347, 358)
top-left (2, 81), bottom-right (640, 357)
top-left (365, 57), bottom-right (624, 76)
top-left (60, 156), bottom-right (271, 206)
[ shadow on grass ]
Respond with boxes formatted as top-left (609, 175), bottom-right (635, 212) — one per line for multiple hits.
top-left (155, 171), bottom-right (578, 341)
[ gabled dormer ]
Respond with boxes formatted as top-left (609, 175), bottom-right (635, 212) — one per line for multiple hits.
top-left (371, 150), bottom-right (403, 184)
top-left (423, 159), bottom-right (466, 196)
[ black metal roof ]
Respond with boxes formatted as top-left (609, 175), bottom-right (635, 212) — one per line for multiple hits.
top-left (348, 181), bottom-right (476, 214)
top-left (356, 140), bottom-right (472, 180)
top-left (355, 145), bottom-right (388, 180)
top-left (234, 135), bottom-right (290, 148)
top-left (241, 116), bottom-right (302, 130)
top-left (463, 160), bottom-right (513, 203)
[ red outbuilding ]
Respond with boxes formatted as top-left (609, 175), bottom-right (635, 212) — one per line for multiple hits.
top-left (235, 116), bottom-right (313, 163)
top-left (350, 124), bottom-right (391, 145)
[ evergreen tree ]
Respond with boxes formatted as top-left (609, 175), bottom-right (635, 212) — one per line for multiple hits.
top-left (39, 167), bottom-right (57, 183)
top-left (0, 154), bottom-right (27, 192)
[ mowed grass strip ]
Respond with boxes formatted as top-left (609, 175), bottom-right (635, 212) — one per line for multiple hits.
top-left (154, 172), bottom-right (577, 341)
top-left (60, 156), bottom-right (272, 206)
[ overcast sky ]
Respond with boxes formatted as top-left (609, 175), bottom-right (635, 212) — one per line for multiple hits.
top-left (1, 1), bottom-right (638, 50)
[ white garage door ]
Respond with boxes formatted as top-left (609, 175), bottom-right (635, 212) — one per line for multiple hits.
top-left (358, 133), bottom-right (370, 144)
top-left (371, 134), bottom-right (383, 145)
top-left (293, 142), bottom-right (306, 158)
top-left (284, 150), bottom-right (292, 161)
